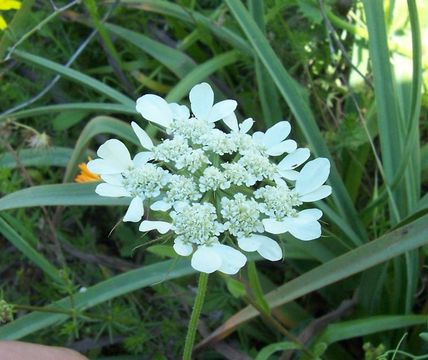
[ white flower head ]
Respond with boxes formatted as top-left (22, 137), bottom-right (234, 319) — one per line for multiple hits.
top-left (90, 82), bottom-right (332, 274)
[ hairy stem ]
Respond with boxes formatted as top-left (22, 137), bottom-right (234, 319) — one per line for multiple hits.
top-left (182, 272), bottom-right (209, 360)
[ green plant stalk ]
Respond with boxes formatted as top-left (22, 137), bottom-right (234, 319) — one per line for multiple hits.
top-left (12, 304), bottom-right (110, 323)
top-left (183, 273), bottom-right (209, 360)
top-left (244, 295), bottom-right (315, 359)
top-left (326, 9), bottom-right (428, 70)
top-left (84, 0), bottom-right (121, 65)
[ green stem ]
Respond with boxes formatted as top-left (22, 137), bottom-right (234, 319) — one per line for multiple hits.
top-left (182, 272), bottom-right (209, 360)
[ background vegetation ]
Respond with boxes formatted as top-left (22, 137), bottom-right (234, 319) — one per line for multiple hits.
top-left (0, 0), bottom-right (427, 359)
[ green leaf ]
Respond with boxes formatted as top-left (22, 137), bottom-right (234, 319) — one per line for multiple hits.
top-left (0, 259), bottom-right (194, 339)
top-left (0, 103), bottom-right (136, 122)
top-left (225, 277), bottom-right (246, 299)
top-left (249, 0), bottom-right (282, 127)
top-left (0, 216), bottom-right (62, 283)
top-left (255, 341), bottom-right (300, 360)
top-left (12, 49), bottom-right (135, 107)
top-left (0, 147), bottom-right (73, 168)
top-left (146, 245), bottom-right (176, 259)
top-left (116, 0), bottom-right (251, 54)
top-left (224, 0), bottom-right (366, 245)
top-left (315, 315), bottom-right (428, 346)
top-left (105, 23), bottom-right (196, 79)
top-left (165, 50), bottom-right (240, 102)
top-left (52, 110), bottom-right (88, 131)
top-left (362, 0), bottom-right (407, 220)
top-left (198, 214), bottom-right (428, 346)
top-left (0, 183), bottom-right (129, 211)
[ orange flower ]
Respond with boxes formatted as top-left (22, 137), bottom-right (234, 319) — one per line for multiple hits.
top-left (75, 160), bottom-right (101, 183)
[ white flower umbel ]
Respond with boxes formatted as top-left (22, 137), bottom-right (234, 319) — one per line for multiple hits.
top-left (221, 194), bottom-right (263, 238)
top-left (199, 166), bottom-right (230, 192)
top-left (141, 203), bottom-right (246, 274)
top-left (262, 159), bottom-right (332, 240)
top-left (90, 82), bottom-right (332, 274)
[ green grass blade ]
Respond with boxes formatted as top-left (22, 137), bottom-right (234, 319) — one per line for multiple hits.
top-left (249, 0), bottom-right (282, 127)
top-left (255, 341), bottom-right (300, 360)
top-left (0, 103), bottom-right (136, 122)
top-left (314, 315), bottom-right (428, 346)
top-left (0, 147), bottom-right (73, 168)
top-left (0, 216), bottom-right (62, 283)
top-left (224, 0), bottom-right (366, 244)
top-left (165, 50), bottom-right (240, 102)
top-left (198, 213), bottom-right (428, 345)
top-left (0, 183), bottom-right (129, 210)
top-left (63, 116), bottom-right (139, 182)
top-left (362, 0), bottom-right (406, 221)
top-left (105, 23), bottom-right (196, 78)
top-left (11, 49), bottom-right (135, 107)
top-left (0, 259), bottom-right (194, 339)
top-left (115, 0), bottom-right (251, 54)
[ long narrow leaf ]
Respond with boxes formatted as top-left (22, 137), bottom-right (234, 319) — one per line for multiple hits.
top-left (0, 259), bottom-right (194, 339)
top-left (115, 0), bottom-right (251, 54)
top-left (0, 216), bottom-right (62, 283)
top-left (0, 184), bottom-right (129, 210)
top-left (105, 23), bottom-right (196, 79)
top-left (165, 50), bottom-right (240, 102)
top-left (314, 315), bottom-right (428, 346)
top-left (12, 50), bottom-right (135, 107)
top-left (0, 147), bottom-right (73, 168)
top-left (249, 0), bottom-right (282, 126)
top-left (0, 103), bottom-right (136, 122)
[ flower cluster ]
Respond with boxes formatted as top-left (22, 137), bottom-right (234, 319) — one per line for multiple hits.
top-left (88, 83), bottom-right (331, 274)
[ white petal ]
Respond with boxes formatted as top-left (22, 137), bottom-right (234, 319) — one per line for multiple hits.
top-left (284, 217), bottom-right (321, 241)
top-left (299, 185), bottom-right (332, 202)
top-left (95, 183), bottom-right (130, 197)
top-left (173, 238), bottom-right (193, 256)
top-left (150, 200), bottom-right (171, 211)
top-left (264, 121), bottom-right (291, 146)
top-left (136, 94), bottom-right (172, 128)
top-left (169, 103), bottom-right (190, 120)
top-left (266, 140), bottom-right (297, 156)
top-left (278, 148), bottom-right (311, 170)
top-left (123, 197), bottom-right (144, 222)
top-left (101, 174), bottom-right (123, 186)
top-left (252, 131), bottom-right (264, 144)
top-left (131, 122), bottom-right (153, 150)
top-left (295, 158), bottom-right (331, 195)
top-left (262, 219), bottom-right (288, 234)
top-left (139, 220), bottom-right (172, 234)
top-left (189, 82), bottom-right (214, 120)
top-left (133, 152), bottom-right (154, 167)
top-left (278, 169), bottom-right (299, 181)
top-left (207, 100), bottom-right (237, 123)
top-left (96, 139), bottom-right (133, 169)
top-left (256, 237), bottom-right (283, 261)
top-left (191, 246), bottom-right (222, 273)
top-left (87, 159), bottom-right (125, 175)
top-left (240, 118), bottom-right (254, 134)
top-left (173, 201), bottom-right (188, 212)
top-left (237, 236), bottom-right (261, 252)
top-left (223, 112), bottom-right (239, 132)
top-left (298, 208), bottom-right (323, 220)
top-left (212, 244), bottom-right (247, 275)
